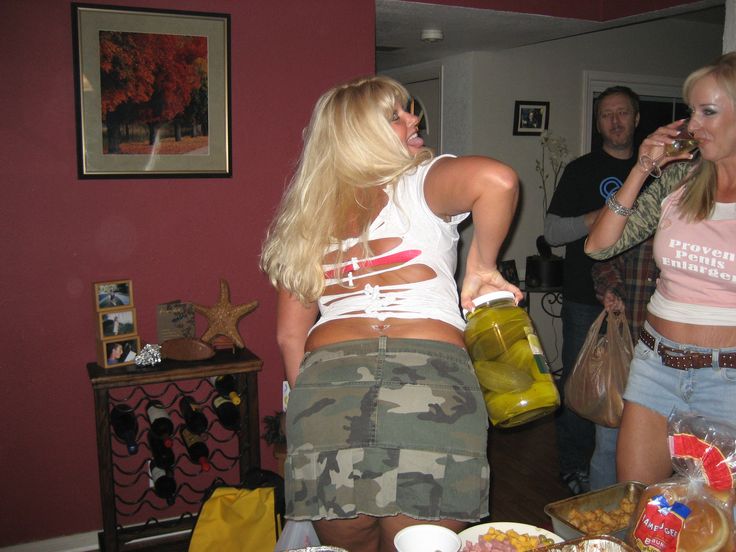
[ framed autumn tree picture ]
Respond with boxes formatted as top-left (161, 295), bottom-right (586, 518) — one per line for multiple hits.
top-left (72, 4), bottom-right (231, 178)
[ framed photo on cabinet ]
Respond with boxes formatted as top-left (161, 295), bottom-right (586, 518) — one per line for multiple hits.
top-left (71, 4), bottom-right (232, 178)
top-left (99, 336), bottom-right (141, 368)
top-left (93, 280), bottom-right (133, 311)
top-left (98, 308), bottom-right (137, 339)
top-left (498, 259), bottom-right (520, 286)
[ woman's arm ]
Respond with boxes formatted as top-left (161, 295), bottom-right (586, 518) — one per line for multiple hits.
top-left (585, 162), bottom-right (690, 259)
top-left (585, 122), bottom-right (693, 256)
top-left (424, 155), bottom-right (522, 310)
top-left (584, 164), bottom-right (650, 253)
top-left (276, 288), bottom-right (319, 388)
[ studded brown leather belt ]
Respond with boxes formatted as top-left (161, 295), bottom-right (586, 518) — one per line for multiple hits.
top-left (639, 327), bottom-right (736, 370)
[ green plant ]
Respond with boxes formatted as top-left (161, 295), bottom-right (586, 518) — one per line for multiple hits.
top-left (262, 411), bottom-right (286, 445)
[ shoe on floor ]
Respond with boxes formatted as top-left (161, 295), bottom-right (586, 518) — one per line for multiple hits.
top-left (561, 471), bottom-right (590, 496)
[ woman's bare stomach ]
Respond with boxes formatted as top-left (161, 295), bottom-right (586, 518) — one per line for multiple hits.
top-left (305, 317), bottom-right (466, 352)
top-left (648, 314), bottom-right (736, 348)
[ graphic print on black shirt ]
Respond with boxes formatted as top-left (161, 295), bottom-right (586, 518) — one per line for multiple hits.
top-left (547, 150), bottom-right (636, 304)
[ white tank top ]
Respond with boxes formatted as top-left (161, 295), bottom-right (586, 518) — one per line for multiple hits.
top-left (311, 155), bottom-right (469, 333)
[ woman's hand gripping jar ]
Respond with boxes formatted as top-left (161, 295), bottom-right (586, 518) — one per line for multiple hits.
top-left (464, 291), bottom-right (560, 427)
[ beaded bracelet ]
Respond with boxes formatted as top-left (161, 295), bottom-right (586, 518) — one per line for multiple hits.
top-left (606, 191), bottom-right (637, 217)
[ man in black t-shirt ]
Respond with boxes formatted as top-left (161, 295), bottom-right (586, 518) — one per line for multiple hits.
top-left (544, 86), bottom-right (641, 495)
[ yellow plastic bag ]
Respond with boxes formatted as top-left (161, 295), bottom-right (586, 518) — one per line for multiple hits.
top-left (189, 474), bottom-right (283, 552)
top-left (564, 309), bottom-right (633, 428)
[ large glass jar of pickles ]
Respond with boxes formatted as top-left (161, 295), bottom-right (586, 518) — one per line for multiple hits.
top-left (464, 291), bottom-right (560, 427)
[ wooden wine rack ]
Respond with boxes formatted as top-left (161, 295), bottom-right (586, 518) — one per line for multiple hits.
top-left (87, 348), bottom-right (262, 552)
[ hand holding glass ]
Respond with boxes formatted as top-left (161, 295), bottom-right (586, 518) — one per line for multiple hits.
top-left (639, 121), bottom-right (698, 178)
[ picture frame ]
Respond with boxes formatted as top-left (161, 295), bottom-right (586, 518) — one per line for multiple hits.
top-left (94, 280), bottom-right (133, 311)
top-left (71, 4), bottom-right (232, 178)
top-left (99, 336), bottom-right (141, 368)
top-left (98, 308), bottom-right (137, 339)
top-left (156, 300), bottom-right (195, 342)
top-left (513, 101), bottom-right (550, 136)
top-left (498, 259), bottom-right (520, 286)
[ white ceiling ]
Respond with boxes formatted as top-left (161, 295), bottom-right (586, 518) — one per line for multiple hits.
top-left (376, 0), bottom-right (725, 70)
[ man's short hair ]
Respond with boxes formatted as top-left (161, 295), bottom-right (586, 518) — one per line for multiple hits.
top-left (594, 86), bottom-right (640, 118)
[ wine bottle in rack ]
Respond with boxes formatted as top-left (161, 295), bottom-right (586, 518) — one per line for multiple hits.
top-left (110, 403), bottom-right (139, 455)
top-left (212, 395), bottom-right (241, 431)
top-left (148, 433), bottom-right (175, 469)
top-left (179, 395), bottom-right (208, 435)
top-left (146, 400), bottom-right (174, 447)
top-left (149, 459), bottom-right (177, 505)
top-left (181, 427), bottom-right (211, 472)
top-left (210, 374), bottom-right (241, 405)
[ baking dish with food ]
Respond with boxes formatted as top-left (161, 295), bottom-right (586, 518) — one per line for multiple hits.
top-left (544, 481), bottom-right (646, 541)
top-left (532, 534), bottom-right (637, 551)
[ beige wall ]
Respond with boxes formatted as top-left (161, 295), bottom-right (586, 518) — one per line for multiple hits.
top-left (470, 17), bottom-right (720, 264)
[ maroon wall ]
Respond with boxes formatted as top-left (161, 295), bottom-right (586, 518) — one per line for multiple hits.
top-left (0, 0), bottom-right (374, 545)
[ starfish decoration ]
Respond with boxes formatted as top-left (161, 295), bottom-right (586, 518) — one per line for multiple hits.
top-left (193, 279), bottom-right (258, 349)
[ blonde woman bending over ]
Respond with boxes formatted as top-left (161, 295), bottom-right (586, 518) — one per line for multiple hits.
top-left (261, 75), bottom-right (520, 552)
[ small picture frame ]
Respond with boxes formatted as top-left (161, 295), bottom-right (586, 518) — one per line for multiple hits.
top-left (99, 336), bottom-right (141, 368)
top-left (94, 280), bottom-right (133, 311)
top-left (498, 260), bottom-right (520, 286)
top-left (156, 300), bottom-right (195, 342)
top-left (98, 309), bottom-right (137, 339)
top-left (513, 101), bottom-right (550, 136)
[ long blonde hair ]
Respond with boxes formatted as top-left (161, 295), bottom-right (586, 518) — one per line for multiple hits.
top-left (677, 51), bottom-right (736, 221)
top-left (260, 75), bottom-right (432, 302)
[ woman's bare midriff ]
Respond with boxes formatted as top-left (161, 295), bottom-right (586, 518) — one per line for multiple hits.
top-left (305, 317), bottom-right (466, 352)
top-left (647, 314), bottom-right (736, 348)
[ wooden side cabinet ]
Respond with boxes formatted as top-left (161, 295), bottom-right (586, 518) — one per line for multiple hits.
top-left (87, 348), bottom-right (262, 551)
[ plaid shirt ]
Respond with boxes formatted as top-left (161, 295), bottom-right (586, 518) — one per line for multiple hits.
top-left (590, 237), bottom-right (658, 338)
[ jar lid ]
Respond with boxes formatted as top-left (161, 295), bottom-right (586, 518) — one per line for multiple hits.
top-left (472, 290), bottom-right (515, 307)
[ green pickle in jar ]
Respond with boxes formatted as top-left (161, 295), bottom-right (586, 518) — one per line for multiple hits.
top-left (465, 291), bottom-right (560, 427)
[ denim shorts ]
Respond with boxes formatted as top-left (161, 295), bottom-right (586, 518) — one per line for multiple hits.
top-left (624, 321), bottom-right (736, 422)
top-left (284, 336), bottom-right (490, 522)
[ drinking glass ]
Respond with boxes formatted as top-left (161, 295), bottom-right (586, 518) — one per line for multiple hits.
top-left (638, 120), bottom-right (698, 178)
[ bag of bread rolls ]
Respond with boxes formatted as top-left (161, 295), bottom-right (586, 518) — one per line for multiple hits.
top-left (628, 411), bottom-right (736, 552)
top-left (629, 477), bottom-right (734, 551)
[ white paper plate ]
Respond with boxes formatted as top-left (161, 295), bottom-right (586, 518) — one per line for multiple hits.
top-left (458, 522), bottom-right (563, 547)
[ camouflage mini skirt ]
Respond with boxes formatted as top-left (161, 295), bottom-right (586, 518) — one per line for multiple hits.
top-left (284, 336), bottom-right (490, 522)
